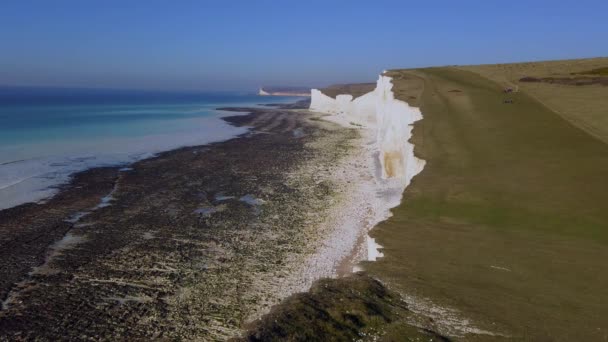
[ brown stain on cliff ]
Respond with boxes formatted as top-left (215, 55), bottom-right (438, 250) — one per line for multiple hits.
top-left (383, 151), bottom-right (402, 178)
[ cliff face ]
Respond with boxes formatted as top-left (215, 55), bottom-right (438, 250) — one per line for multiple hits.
top-left (310, 75), bottom-right (425, 182)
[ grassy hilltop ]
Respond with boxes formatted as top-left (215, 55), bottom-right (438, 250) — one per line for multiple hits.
top-left (459, 58), bottom-right (608, 144)
top-left (244, 57), bottom-right (608, 341)
top-left (365, 58), bottom-right (608, 341)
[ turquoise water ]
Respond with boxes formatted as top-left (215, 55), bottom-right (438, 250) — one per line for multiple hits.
top-left (0, 87), bottom-right (303, 209)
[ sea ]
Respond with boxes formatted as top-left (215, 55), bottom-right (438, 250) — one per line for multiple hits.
top-left (0, 86), bottom-right (303, 210)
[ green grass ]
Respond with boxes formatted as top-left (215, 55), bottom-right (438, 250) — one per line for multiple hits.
top-left (365, 67), bottom-right (608, 341)
top-left (459, 57), bottom-right (608, 144)
top-left (238, 274), bottom-right (447, 341)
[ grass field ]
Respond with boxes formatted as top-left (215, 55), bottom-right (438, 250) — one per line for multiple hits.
top-left (459, 57), bottom-right (608, 144)
top-left (363, 63), bottom-right (608, 341)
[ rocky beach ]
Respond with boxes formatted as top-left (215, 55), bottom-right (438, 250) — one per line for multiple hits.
top-left (0, 96), bottom-right (421, 340)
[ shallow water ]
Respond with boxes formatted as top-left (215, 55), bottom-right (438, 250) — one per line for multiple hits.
top-left (0, 87), bottom-right (303, 209)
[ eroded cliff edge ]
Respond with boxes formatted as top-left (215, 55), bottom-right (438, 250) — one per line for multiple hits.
top-left (311, 75), bottom-right (425, 181)
top-left (310, 74), bottom-right (426, 263)
top-left (240, 75), bottom-right (445, 341)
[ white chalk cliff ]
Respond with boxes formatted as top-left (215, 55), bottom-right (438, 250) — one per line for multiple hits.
top-left (310, 75), bottom-right (425, 182)
top-left (310, 74), bottom-right (426, 262)
top-left (308, 80), bottom-right (489, 334)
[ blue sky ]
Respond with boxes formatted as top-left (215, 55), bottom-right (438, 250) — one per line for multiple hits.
top-left (1, 0), bottom-right (606, 91)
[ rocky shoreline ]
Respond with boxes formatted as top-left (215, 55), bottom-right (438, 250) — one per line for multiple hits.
top-left (0, 102), bottom-right (372, 340)
top-left (0, 100), bottom-right (446, 341)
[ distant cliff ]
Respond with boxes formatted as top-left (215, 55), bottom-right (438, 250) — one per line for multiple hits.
top-left (315, 83), bottom-right (376, 100)
top-left (258, 87), bottom-right (311, 97)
